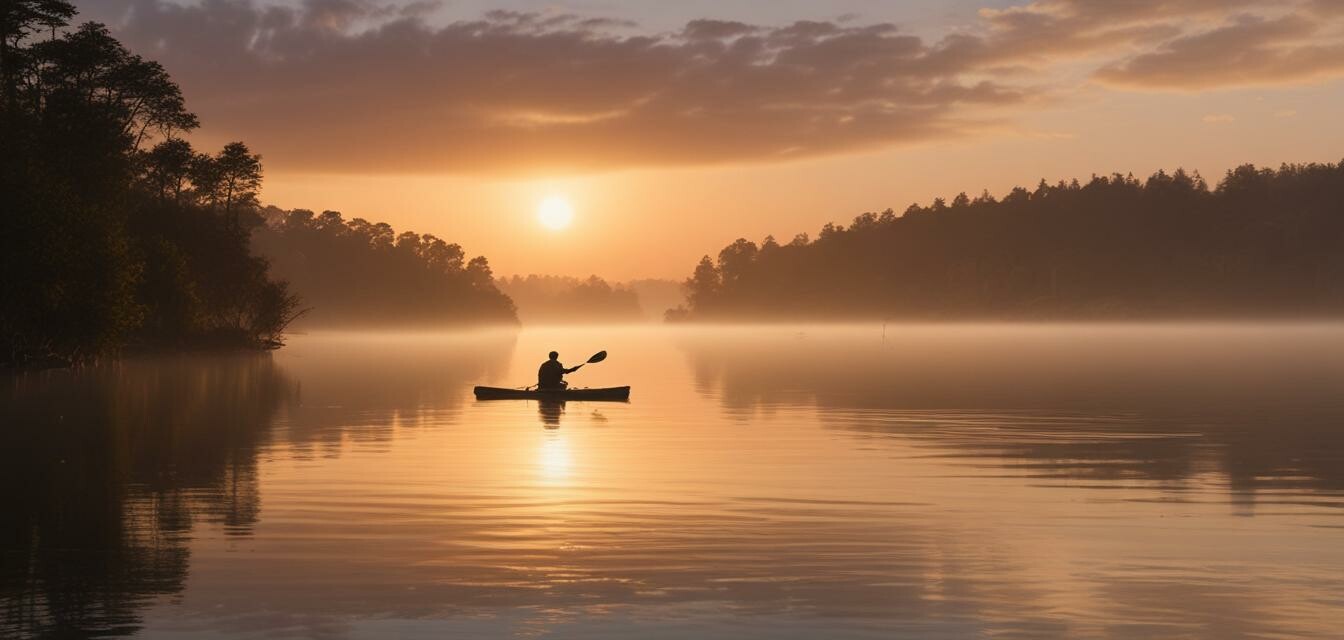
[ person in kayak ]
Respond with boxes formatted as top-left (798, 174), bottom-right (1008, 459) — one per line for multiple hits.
top-left (537, 351), bottom-right (582, 390)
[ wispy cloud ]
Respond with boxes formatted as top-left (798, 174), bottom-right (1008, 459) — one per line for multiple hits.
top-left (1095, 14), bottom-right (1344, 89)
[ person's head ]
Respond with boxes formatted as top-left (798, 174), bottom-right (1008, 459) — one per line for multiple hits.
top-left (548, 351), bottom-right (558, 360)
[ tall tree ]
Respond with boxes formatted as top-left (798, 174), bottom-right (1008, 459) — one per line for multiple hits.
top-left (0, 0), bottom-right (75, 107)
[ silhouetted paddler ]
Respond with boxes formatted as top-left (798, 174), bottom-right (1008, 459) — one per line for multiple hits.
top-left (537, 351), bottom-right (582, 390)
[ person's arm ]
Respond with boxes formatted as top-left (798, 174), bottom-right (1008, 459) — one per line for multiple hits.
top-left (565, 364), bottom-right (583, 374)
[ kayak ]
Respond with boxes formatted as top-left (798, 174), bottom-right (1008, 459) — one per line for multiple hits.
top-left (473, 386), bottom-right (631, 401)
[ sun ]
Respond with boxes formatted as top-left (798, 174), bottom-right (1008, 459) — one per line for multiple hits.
top-left (537, 195), bottom-right (574, 230)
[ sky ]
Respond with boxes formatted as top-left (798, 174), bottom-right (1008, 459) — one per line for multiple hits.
top-left (78, 0), bottom-right (1344, 280)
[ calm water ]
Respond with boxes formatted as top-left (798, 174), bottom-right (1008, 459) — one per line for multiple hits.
top-left (4, 324), bottom-right (1344, 639)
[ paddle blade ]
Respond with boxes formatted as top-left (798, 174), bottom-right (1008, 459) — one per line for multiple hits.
top-left (586, 350), bottom-right (608, 364)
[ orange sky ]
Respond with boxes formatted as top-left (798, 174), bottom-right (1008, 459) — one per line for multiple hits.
top-left (85, 0), bottom-right (1344, 279)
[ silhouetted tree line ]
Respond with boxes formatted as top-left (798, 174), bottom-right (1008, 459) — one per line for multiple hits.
top-left (671, 163), bottom-right (1344, 320)
top-left (499, 274), bottom-right (642, 323)
top-left (1, 1), bottom-right (301, 366)
top-left (252, 208), bottom-right (517, 326)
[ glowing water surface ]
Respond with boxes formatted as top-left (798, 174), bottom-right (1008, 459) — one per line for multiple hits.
top-left (4, 324), bottom-right (1344, 638)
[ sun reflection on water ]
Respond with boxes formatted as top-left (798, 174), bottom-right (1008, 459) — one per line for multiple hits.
top-left (537, 433), bottom-right (572, 483)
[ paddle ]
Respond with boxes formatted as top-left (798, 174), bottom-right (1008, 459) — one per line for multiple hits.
top-left (572, 350), bottom-right (607, 371)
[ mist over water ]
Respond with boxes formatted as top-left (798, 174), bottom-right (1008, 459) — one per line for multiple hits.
top-left (4, 324), bottom-right (1344, 638)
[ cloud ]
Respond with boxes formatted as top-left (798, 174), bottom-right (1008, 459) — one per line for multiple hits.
top-left (75, 0), bottom-right (1344, 174)
top-left (86, 0), bottom-right (1029, 173)
top-left (1095, 14), bottom-right (1344, 89)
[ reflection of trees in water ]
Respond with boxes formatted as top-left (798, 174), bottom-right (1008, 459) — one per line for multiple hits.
top-left (0, 332), bottom-right (514, 637)
top-left (679, 326), bottom-right (1344, 497)
top-left (0, 354), bottom-right (289, 638)
top-left (270, 332), bottom-right (515, 454)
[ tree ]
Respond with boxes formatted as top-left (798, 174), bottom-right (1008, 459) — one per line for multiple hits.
top-left (465, 256), bottom-right (494, 288)
top-left (212, 142), bottom-right (262, 218)
top-left (140, 138), bottom-right (195, 202)
top-left (33, 23), bottom-right (197, 146)
top-left (315, 209), bottom-right (344, 232)
top-left (0, 1), bottom-right (76, 107)
top-left (717, 238), bottom-right (758, 287)
top-left (684, 256), bottom-right (721, 313)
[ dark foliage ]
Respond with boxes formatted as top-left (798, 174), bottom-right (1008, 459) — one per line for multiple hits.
top-left (252, 208), bottom-right (518, 327)
top-left (675, 164), bottom-right (1344, 320)
top-left (1, 3), bottom-right (304, 366)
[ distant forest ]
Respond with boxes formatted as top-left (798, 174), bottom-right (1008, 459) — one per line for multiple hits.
top-left (626, 279), bottom-right (685, 322)
top-left (1, 2), bottom-right (302, 366)
top-left (253, 208), bottom-right (517, 327)
top-left (671, 162), bottom-right (1344, 320)
top-left (499, 275), bottom-right (642, 323)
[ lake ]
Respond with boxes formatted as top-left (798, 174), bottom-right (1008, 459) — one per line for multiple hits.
top-left (4, 324), bottom-right (1344, 639)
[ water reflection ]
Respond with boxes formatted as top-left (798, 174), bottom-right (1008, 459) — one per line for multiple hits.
top-left (3, 325), bottom-right (1343, 638)
top-left (0, 354), bottom-right (289, 638)
top-left (678, 324), bottom-right (1344, 498)
top-left (538, 400), bottom-right (565, 429)
top-left (536, 432), bottom-right (572, 482)
top-left (0, 331), bottom-right (514, 638)
top-left (532, 400), bottom-right (627, 430)
top-left (271, 330), bottom-right (516, 450)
